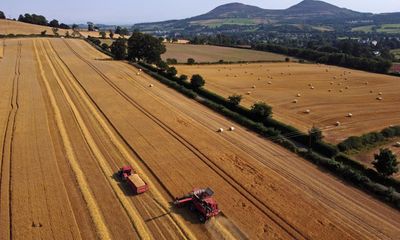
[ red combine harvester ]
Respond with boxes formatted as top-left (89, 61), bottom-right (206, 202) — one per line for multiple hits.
top-left (174, 188), bottom-right (220, 223)
top-left (118, 166), bottom-right (149, 194)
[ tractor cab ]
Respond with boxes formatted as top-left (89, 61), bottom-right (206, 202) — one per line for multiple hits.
top-left (119, 165), bottom-right (132, 180)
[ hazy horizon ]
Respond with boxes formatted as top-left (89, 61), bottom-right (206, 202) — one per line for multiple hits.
top-left (2, 0), bottom-right (400, 25)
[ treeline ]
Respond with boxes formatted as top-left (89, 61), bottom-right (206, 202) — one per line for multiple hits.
top-left (338, 126), bottom-right (400, 152)
top-left (0, 11), bottom-right (5, 19)
top-left (90, 30), bottom-right (400, 208)
top-left (189, 33), bottom-right (246, 46)
top-left (252, 43), bottom-right (392, 73)
top-left (134, 61), bottom-right (400, 209)
top-left (18, 13), bottom-right (70, 29)
top-left (88, 31), bottom-right (166, 63)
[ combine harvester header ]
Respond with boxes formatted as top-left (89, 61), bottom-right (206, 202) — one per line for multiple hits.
top-left (174, 187), bottom-right (220, 223)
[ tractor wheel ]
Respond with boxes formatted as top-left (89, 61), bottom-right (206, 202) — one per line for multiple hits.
top-left (198, 214), bottom-right (206, 223)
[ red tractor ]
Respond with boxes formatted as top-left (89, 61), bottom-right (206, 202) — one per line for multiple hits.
top-left (174, 188), bottom-right (220, 223)
top-left (118, 166), bottom-right (149, 194)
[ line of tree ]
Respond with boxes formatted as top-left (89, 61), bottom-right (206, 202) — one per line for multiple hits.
top-left (115, 26), bottom-right (129, 36)
top-left (338, 126), bottom-right (400, 152)
top-left (18, 13), bottom-right (70, 29)
top-left (49, 19), bottom-right (70, 29)
top-left (110, 38), bottom-right (127, 60)
top-left (252, 43), bottom-right (392, 74)
top-left (0, 11), bottom-right (5, 19)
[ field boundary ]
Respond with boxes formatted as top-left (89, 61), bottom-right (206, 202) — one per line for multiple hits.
top-left (132, 61), bottom-right (400, 210)
top-left (170, 59), bottom-right (290, 65)
top-left (252, 43), bottom-right (394, 75)
top-left (81, 37), bottom-right (400, 209)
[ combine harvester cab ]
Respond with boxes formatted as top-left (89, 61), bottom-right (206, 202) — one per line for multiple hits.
top-left (174, 187), bottom-right (220, 223)
top-left (118, 166), bottom-right (149, 194)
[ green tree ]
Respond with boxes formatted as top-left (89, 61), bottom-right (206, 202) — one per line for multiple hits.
top-left (166, 67), bottom-right (177, 77)
top-left (18, 13), bottom-right (48, 25)
top-left (250, 102), bottom-right (272, 121)
top-left (87, 22), bottom-right (94, 31)
top-left (373, 148), bottom-right (399, 177)
top-left (0, 11), bottom-right (6, 19)
top-left (65, 31), bottom-right (70, 37)
top-left (310, 126), bottom-right (323, 143)
top-left (179, 74), bottom-right (188, 82)
top-left (127, 31), bottom-right (166, 63)
top-left (59, 23), bottom-right (70, 29)
top-left (228, 94), bottom-right (242, 106)
top-left (187, 58), bottom-right (195, 65)
top-left (156, 61), bottom-right (169, 71)
top-left (119, 27), bottom-right (129, 36)
top-left (101, 43), bottom-right (109, 51)
top-left (110, 38), bottom-right (127, 60)
top-left (190, 74), bottom-right (205, 88)
top-left (99, 31), bottom-right (106, 39)
top-left (109, 30), bottom-right (114, 39)
top-left (115, 26), bottom-right (122, 34)
top-left (49, 19), bottom-right (59, 28)
top-left (72, 24), bottom-right (78, 30)
top-left (88, 36), bottom-right (101, 45)
top-left (115, 26), bottom-right (129, 36)
top-left (166, 58), bottom-right (178, 64)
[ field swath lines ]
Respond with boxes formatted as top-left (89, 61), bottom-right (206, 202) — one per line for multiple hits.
top-left (38, 39), bottom-right (156, 240)
top-left (46, 39), bottom-right (189, 240)
top-left (0, 40), bottom-right (20, 240)
top-left (33, 40), bottom-right (112, 240)
top-left (63, 39), bottom-right (307, 240)
top-left (55, 39), bottom-right (195, 240)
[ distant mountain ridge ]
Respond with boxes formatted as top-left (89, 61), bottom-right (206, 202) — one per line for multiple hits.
top-left (192, 0), bottom-right (365, 20)
top-left (134, 0), bottom-right (400, 33)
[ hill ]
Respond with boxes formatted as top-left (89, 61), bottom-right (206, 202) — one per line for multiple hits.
top-left (0, 19), bottom-right (69, 36)
top-left (134, 0), bottom-right (398, 33)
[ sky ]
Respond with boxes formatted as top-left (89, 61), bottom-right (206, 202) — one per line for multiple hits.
top-left (1, 0), bottom-right (400, 25)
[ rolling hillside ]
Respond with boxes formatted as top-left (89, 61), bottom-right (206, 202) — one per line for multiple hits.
top-left (134, 0), bottom-right (399, 33)
top-left (0, 19), bottom-right (70, 36)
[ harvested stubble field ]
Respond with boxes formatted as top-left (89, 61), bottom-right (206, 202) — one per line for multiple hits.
top-left (79, 30), bottom-right (125, 39)
top-left (0, 37), bottom-right (399, 240)
top-left (354, 140), bottom-right (400, 180)
top-left (175, 63), bottom-right (400, 144)
top-left (162, 43), bottom-right (292, 63)
top-left (0, 19), bottom-right (69, 36)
